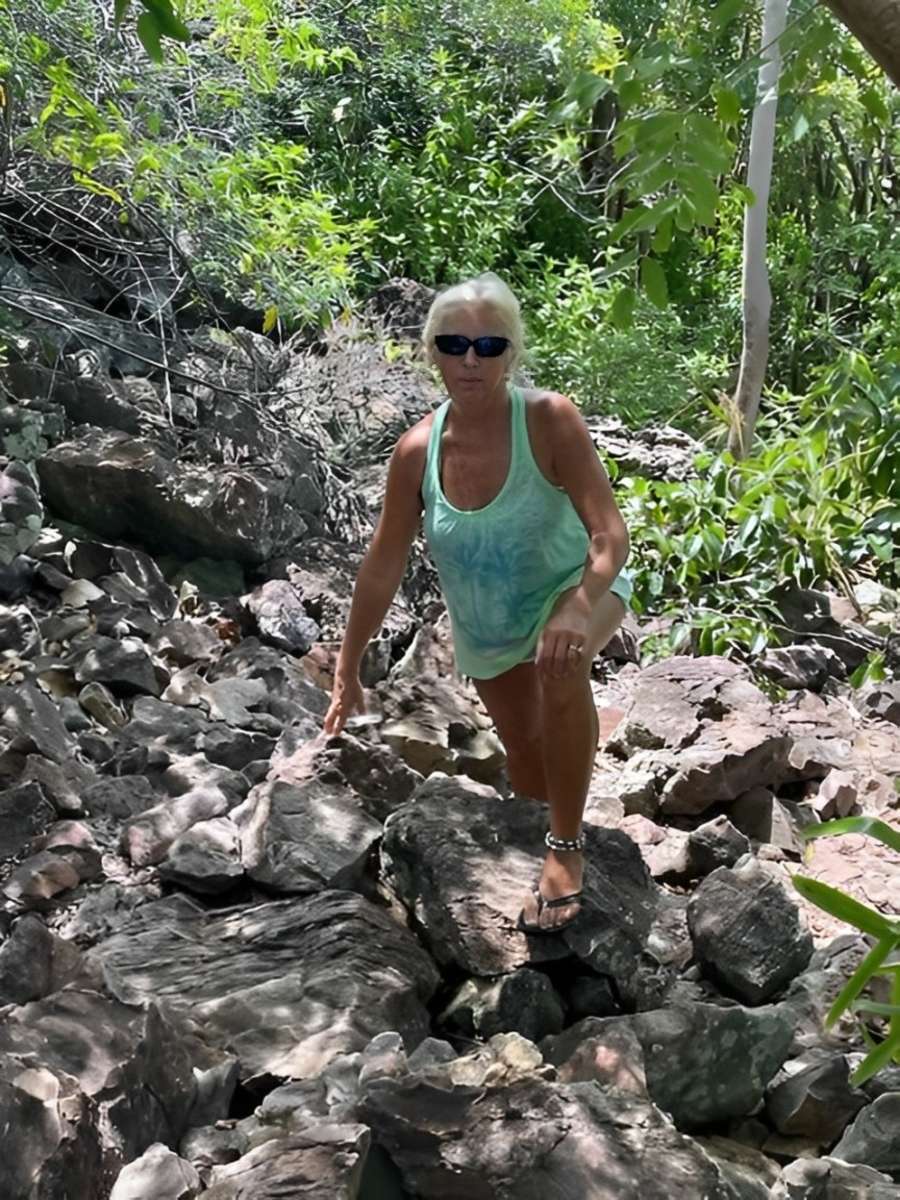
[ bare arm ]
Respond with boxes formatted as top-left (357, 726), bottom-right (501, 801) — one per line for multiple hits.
top-left (324, 424), bottom-right (427, 732)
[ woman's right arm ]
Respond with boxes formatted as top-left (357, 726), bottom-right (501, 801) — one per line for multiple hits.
top-left (323, 425), bottom-right (427, 734)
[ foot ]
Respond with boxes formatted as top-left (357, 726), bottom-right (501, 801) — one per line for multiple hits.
top-left (518, 848), bottom-right (584, 933)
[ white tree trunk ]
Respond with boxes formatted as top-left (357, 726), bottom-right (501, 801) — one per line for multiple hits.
top-left (729, 0), bottom-right (791, 459)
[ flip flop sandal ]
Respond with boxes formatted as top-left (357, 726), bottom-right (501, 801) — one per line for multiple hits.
top-left (518, 883), bottom-right (583, 935)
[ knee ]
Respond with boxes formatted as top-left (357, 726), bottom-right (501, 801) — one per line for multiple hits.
top-left (539, 671), bottom-right (589, 715)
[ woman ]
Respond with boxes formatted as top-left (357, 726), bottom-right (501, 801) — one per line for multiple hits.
top-left (323, 273), bottom-right (632, 933)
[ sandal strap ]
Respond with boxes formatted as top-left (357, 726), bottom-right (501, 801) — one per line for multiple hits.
top-left (532, 886), bottom-right (583, 911)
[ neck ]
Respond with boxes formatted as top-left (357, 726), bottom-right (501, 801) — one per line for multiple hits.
top-left (446, 379), bottom-right (511, 425)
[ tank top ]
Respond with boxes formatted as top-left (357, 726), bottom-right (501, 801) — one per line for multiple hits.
top-left (421, 385), bottom-right (632, 679)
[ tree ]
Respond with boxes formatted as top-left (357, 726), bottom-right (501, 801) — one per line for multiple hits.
top-left (822, 0), bottom-right (900, 90)
top-left (729, 0), bottom-right (792, 459)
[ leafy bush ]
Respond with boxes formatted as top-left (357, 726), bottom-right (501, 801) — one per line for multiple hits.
top-left (793, 816), bottom-right (900, 1085)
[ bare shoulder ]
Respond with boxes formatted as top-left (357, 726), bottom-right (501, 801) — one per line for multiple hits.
top-left (389, 410), bottom-right (435, 497)
top-left (521, 387), bottom-right (585, 436)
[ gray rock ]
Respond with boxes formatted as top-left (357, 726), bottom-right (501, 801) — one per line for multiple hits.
top-left (110, 1143), bottom-right (202, 1200)
top-left (187, 1057), bottom-right (240, 1130)
top-left (765, 1052), bottom-right (866, 1143)
top-left (74, 634), bottom-right (162, 696)
top-left (758, 644), bottom-right (847, 690)
top-left (90, 891), bottom-right (439, 1082)
top-left (158, 816), bottom-right (244, 894)
top-left (203, 1123), bottom-right (370, 1199)
top-left (380, 774), bottom-right (657, 985)
top-left (727, 787), bottom-right (812, 855)
top-left (242, 579), bottom-right (320, 654)
top-left (233, 778), bottom-right (383, 894)
top-left (688, 856), bottom-right (814, 1003)
top-left (79, 679), bottom-right (130, 728)
top-left (771, 1155), bottom-right (900, 1198)
top-left (688, 815), bottom-right (751, 877)
top-left (439, 969), bottom-right (565, 1043)
top-left (358, 1071), bottom-right (766, 1199)
top-left (294, 731), bottom-right (421, 823)
top-left (0, 991), bottom-right (198, 1192)
top-left (0, 603), bottom-right (41, 656)
top-left (21, 752), bottom-right (96, 816)
top-left (120, 785), bottom-right (231, 867)
top-left (0, 680), bottom-right (75, 766)
top-left (543, 1000), bottom-right (794, 1131)
top-left (58, 882), bottom-right (159, 945)
top-left (0, 780), bottom-right (56, 856)
top-left (832, 1093), bottom-right (900, 1180)
top-left (37, 427), bottom-right (324, 564)
top-left (117, 695), bottom-right (277, 772)
top-left (0, 459), bottom-right (42, 564)
top-left (3, 849), bottom-right (82, 904)
top-left (84, 775), bottom-right (159, 819)
top-left (563, 973), bottom-right (620, 1021)
top-left (0, 913), bottom-right (84, 1004)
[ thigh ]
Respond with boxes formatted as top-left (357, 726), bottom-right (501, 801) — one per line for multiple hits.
top-left (471, 660), bottom-right (542, 750)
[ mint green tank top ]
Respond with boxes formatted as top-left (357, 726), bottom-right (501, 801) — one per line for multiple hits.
top-left (421, 386), bottom-right (632, 679)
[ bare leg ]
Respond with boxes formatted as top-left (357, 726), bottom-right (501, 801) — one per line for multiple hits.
top-left (520, 590), bottom-right (626, 930)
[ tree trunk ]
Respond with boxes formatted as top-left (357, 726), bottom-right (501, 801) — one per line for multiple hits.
top-left (822, 0), bottom-right (900, 89)
top-left (728, 0), bottom-right (791, 460)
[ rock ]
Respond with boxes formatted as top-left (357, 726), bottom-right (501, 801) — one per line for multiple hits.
top-left (688, 857), bottom-right (814, 1003)
top-left (0, 991), bottom-right (198, 1193)
top-left (0, 459), bottom-right (42, 564)
top-left (358, 1069), bottom-right (766, 1199)
top-left (727, 787), bottom-right (814, 855)
top-left (116, 695), bottom-right (279, 772)
top-left (585, 414), bottom-right (704, 482)
top-left (158, 817), bottom-right (244, 894)
top-left (21, 752), bottom-right (95, 816)
top-left (58, 882), bottom-right (159, 945)
top-left (0, 681), bottom-right (75, 767)
top-left (358, 1031), bottom-right (409, 1088)
top-left (831, 1093), bottom-right (900, 1181)
top-left (109, 1143), bottom-right (202, 1200)
top-left (83, 775), bottom-right (159, 819)
top-left (3, 849), bottom-right (82, 904)
top-left (758, 644), bottom-right (847, 690)
top-left (438, 969), bottom-right (565, 1043)
top-left (562, 973), bottom-right (620, 1021)
top-left (619, 813), bottom-right (692, 882)
top-left (284, 731), bottom-right (420, 823)
top-left (79, 679), bottom-right (130, 728)
top-left (203, 1123), bottom-right (371, 1199)
top-left (694, 1137), bottom-right (781, 1195)
top-left (120, 785), bottom-right (231, 867)
top-left (687, 815), bottom-right (752, 876)
top-left (233, 778), bottom-right (383, 894)
top-left (765, 1052), bottom-right (866, 1143)
top-left (90, 891), bottom-right (439, 1083)
top-left (380, 774), bottom-right (657, 990)
top-left (771, 1155), bottom-right (900, 1198)
top-left (241, 579), bottom-right (320, 654)
top-left (0, 780), bottom-right (56, 856)
top-left (0, 913), bottom-right (85, 1004)
top-left (859, 681), bottom-right (900, 726)
top-left (37, 427), bottom-right (325, 564)
top-left (0, 603), bottom-right (41, 656)
top-left (811, 768), bottom-right (859, 819)
top-left (73, 634), bottom-right (162, 696)
top-left (542, 1000), bottom-right (794, 1131)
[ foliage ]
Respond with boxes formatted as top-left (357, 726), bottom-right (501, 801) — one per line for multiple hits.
top-left (793, 816), bottom-right (900, 1085)
top-left (614, 349), bottom-right (899, 662)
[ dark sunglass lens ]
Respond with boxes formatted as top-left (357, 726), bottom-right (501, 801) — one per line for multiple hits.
top-left (473, 337), bottom-right (509, 357)
top-left (435, 334), bottom-right (470, 355)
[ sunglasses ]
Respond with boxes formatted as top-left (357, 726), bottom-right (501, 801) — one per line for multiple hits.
top-left (434, 334), bottom-right (510, 358)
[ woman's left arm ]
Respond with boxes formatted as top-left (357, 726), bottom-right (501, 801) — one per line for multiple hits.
top-left (535, 394), bottom-right (631, 674)
top-left (549, 393), bottom-right (630, 602)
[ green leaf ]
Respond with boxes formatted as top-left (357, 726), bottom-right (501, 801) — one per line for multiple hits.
top-left (114, 0), bottom-right (131, 23)
top-left (141, 0), bottom-right (190, 42)
top-left (608, 286), bottom-right (637, 331)
top-left (850, 1028), bottom-right (900, 1086)
top-left (792, 875), bottom-right (899, 941)
top-left (824, 937), bottom-right (898, 1028)
top-left (678, 166), bottom-right (720, 226)
top-left (714, 86), bottom-right (741, 127)
top-left (136, 11), bottom-right (163, 62)
top-left (791, 111), bottom-right (810, 143)
top-left (799, 816), bottom-right (900, 854)
top-left (610, 197), bottom-right (678, 243)
top-left (651, 216), bottom-right (673, 254)
top-left (860, 87), bottom-right (890, 124)
top-left (852, 1000), bottom-right (900, 1017)
top-left (640, 257), bottom-right (668, 309)
top-left (618, 78), bottom-right (643, 109)
top-left (711, 0), bottom-right (747, 31)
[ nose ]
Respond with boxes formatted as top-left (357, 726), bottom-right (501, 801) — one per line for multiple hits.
top-left (463, 345), bottom-right (479, 366)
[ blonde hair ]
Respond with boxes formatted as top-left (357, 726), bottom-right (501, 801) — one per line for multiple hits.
top-left (422, 272), bottom-right (524, 374)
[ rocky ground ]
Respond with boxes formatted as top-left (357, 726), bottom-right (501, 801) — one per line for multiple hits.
top-left (1, 272), bottom-right (899, 1199)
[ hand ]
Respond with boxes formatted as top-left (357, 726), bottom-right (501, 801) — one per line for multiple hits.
top-left (323, 669), bottom-right (366, 735)
top-left (535, 596), bottom-right (591, 679)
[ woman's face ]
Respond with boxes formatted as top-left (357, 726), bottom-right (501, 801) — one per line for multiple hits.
top-left (433, 301), bottom-right (511, 404)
